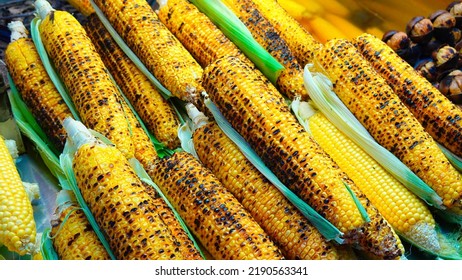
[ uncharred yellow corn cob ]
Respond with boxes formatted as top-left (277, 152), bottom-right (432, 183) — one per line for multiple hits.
top-left (148, 151), bottom-right (284, 260)
top-left (84, 14), bottom-right (180, 150)
top-left (4, 21), bottom-right (73, 152)
top-left (192, 120), bottom-right (355, 260)
top-left (66, 120), bottom-right (202, 260)
top-left (36, 1), bottom-right (134, 159)
top-left (92, 0), bottom-right (204, 106)
top-left (50, 202), bottom-right (110, 260)
top-left (157, 0), bottom-right (252, 69)
top-left (66, 0), bottom-right (94, 16)
top-left (0, 136), bottom-right (37, 256)
top-left (222, 0), bottom-right (309, 101)
top-left (355, 33), bottom-right (462, 159)
top-left (309, 112), bottom-right (441, 257)
top-left (250, 0), bottom-right (323, 66)
top-left (315, 38), bottom-right (462, 215)
top-left (202, 56), bottom-right (366, 242)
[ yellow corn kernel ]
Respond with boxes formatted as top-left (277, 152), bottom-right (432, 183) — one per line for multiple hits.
top-left (315, 38), bottom-right (462, 214)
top-left (66, 0), bottom-right (94, 16)
top-left (0, 136), bottom-right (37, 256)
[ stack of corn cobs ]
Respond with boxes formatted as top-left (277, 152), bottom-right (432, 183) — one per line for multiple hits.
top-left (2, 0), bottom-right (462, 260)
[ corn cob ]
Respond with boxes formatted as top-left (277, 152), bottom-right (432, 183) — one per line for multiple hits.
top-left (222, 0), bottom-right (309, 101)
top-left (65, 119), bottom-right (202, 260)
top-left (66, 0), bottom-right (94, 16)
top-left (50, 202), bottom-right (110, 260)
top-left (354, 33), bottom-right (462, 159)
top-left (92, 0), bottom-right (204, 107)
top-left (36, 1), bottom-right (135, 159)
top-left (202, 55), bottom-right (366, 242)
top-left (84, 14), bottom-right (181, 150)
top-left (157, 0), bottom-right (252, 69)
top-left (148, 151), bottom-right (285, 260)
top-left (309, 111), bottom-right (438, 253)
top-left (4, 21), bottom-right (73, 152)
top-left (0, 136), bottom-right (37, 256)
top-left (191, 117), bottom-right (355, 259)
top-left (249, 0), bottom-right (323, 66)
top-left (315, 38), bottom-right (462, 215)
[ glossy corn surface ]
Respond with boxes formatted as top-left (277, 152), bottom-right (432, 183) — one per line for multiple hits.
top-left (0, 136), bottom-right (36, 256)
top-left (202, 55), bottom-right (366, 241)
top-left (50, 204), bottom-right (110, 260)
top-left (250, 0), bottom-right (322, 66)
top-left (157, 0), bottom-right (252, 68)
top-left (355, 33), bottom-right (462, 158)
top-left (5, 37), bottom-right (72, 152)
top-left (93, 0), bottom-right (204, 106)
top-left (38, 9), bottom-right (134, 159)
top-left (72, 141), bottom-right (202, 260)
top-left (84, 14), bottom-right (181, 150)
top-left (148, 151), bottom-right (284, 260)
top-left (66, 0), bottom-right (94, 16)
top-left (193, 121), bottom-right (355, 260)
top-left (222, 0), bottom-right (308, 101)
top-left (309, 112), bottom-right (438, 252)
top-left (315, 38), bottom-right (462, 215)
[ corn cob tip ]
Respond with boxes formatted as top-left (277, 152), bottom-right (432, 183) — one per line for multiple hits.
top-left (7, 21), bottom-right (28, 42)
top-left (157, 0), bottom-right (167, 9)
top-left (34, 0), bottom-right (54, 20)
top-left (185, 103), bottom-right (209, 129)
top-left (4, 139), bottom-right (19, 159)
top-left (62, 118), bottom-right (96, 149)
top-left (406, 222), bottom-right (440, 253)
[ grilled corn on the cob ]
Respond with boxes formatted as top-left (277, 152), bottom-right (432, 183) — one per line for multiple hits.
top-left (315, 38), bottom-right (462, 214)
top-left (202, 55), bottom-right (366, 242)
top-left (148, 151), bottom-right (285, 260)
top-left (354, 33), bottom-right (462, 159)
top-left (84, 14), bottom-right (180, 150)
top-left (92, 0), bottom-right (204, 106)
top-left (0, 136), bottom-right (37, 256)
top-left (66, 0), bottom-right (94, 16)
top-left (36, 0), bottom-right (135, 159)
top-left (5, 21), bottom-right (73, 152)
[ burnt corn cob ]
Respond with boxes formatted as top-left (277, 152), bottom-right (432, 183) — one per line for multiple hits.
top-left (157, 0), bottom-right (252, 68)
top-left (84, 14), bottom-right (181, 150)
top-left (92, 0), bottom-right (204, 106)
top-left (65, 119), bottom-right (202, 260)
top-left (222, 0), bottom-right (309, 101)
top-left (250, 0), bottom-right (323, 66)
top-left (202, 56), bottom-right (366, 242)
top-left (192, 119), bottom-right (356, 260)
top-left (355, 33), bottom-right (462, 158)
top-left (148, 151), bottom-right (285, 260)
top-left (5, 21), bottom-right (72, 152)
top-left (315, 38), bottom-right (462, 215)
top-left (66, 0), bottom-right (94, 16)
top-left (50, 201), bottom-right (110, 260)
top-left (36, 1), bottom-right (134, 159)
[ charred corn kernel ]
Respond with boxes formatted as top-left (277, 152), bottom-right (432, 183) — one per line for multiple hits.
top-left (193, 121), bottom-right (355, 260)
top-left (5, 21), bottom-right (72, 152)
top-left (50, 204), bottom-right (110, 260)
top-left (309, 113), bottom-right (437, 256)
top-left (92, 0), bottom-right (204, 106)
top-left (202, 56), bottom-right (366, 241)
top-left (71, 135), bottom-right (202, 260)
top-left (250, 0), bottom-right (322, 66)
top-left (0, 136), bottom-right (37, 256)
top-left (223, 0), bottom-right (309, 101)
top-left (36, 2), bottom-right (134, 159)
top-left (84, 14), bottom-right (180, 150)
top-left (148, 151), bottom-right (284, 260)
top-left (66, 0), bottom-right (94, 16)
top-left (355, 33), bottom-right (462, 159)
top-left (157, 0), bottom-right (252, 69)
top-left (315, 38), bottom-right (462, 214)
top-left (306, 15), bottom-right (347, 43)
